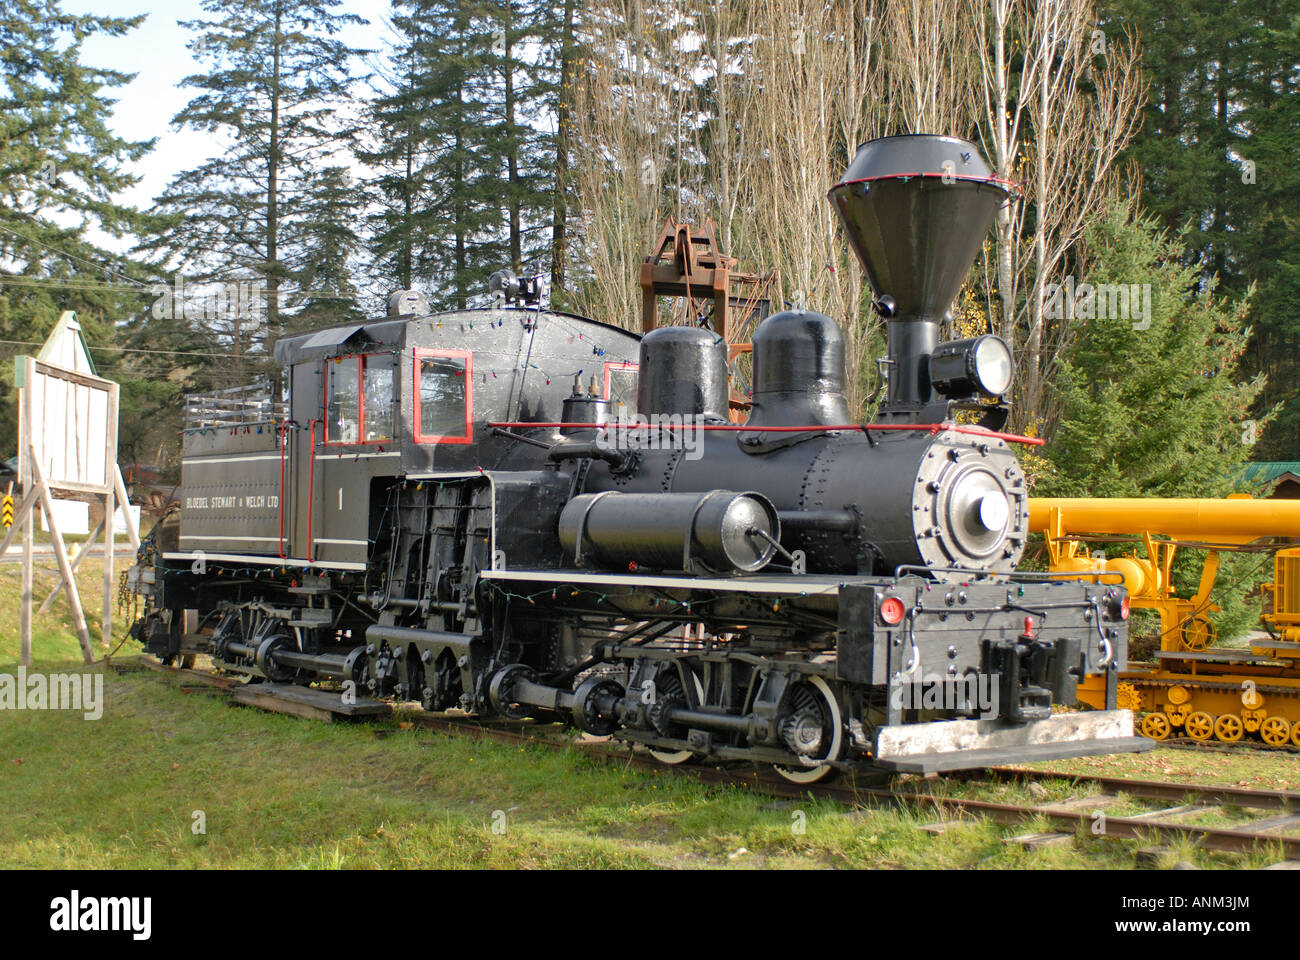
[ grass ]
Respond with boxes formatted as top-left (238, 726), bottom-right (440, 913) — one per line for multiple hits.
top-left (0, 557), bottom-right (1294, 869)
top-left (0, 553), bottom-right (123, 664)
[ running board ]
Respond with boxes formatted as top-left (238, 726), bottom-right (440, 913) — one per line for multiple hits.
top-left (873, 710), bottom-right (1154, 774)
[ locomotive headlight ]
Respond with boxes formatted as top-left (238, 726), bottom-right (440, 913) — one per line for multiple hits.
top-left (928, 335), bottom-right (1014, 399)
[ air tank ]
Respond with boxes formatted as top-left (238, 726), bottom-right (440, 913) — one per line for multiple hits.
top-left (558, 490), bottom-right (780, 574)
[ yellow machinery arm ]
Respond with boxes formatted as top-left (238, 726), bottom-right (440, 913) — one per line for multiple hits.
top-left (1028, 496), bottom-right (1300, 649)
top-left (1029, 496), bottom-right (1300, 746)
top-left (1028, 497), bottom-right (1300, 543)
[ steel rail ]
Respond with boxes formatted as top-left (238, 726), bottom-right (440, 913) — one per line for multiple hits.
top-left (128, 657), bottom-right (1300, 858)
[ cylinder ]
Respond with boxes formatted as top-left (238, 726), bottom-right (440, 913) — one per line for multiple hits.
top-left (558, 490), bottom-right (780, 573)
top-left (745, 309), bottom-right (851, 428)
top-left (636, 326), bottom-right (729, 421)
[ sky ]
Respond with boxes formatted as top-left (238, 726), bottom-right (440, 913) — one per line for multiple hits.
top-left (66, 0), bottom-right (389, 216)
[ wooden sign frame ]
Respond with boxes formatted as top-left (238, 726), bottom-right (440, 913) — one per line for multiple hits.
top-left (1, 354), bottom-right (139, 665)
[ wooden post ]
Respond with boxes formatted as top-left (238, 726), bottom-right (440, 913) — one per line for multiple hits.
top-left (19, 355), bottom-right (34, 666)
top-left (37, 518), bottom-right (104, 614)
top-left (113, 465), bottom-right (141, 552)
top-left (21, 493), bottom-right (33, 667)
top-left (30, 454), bottom-right (95, 663)
top-left (102, 380), bottom-right (120, 651)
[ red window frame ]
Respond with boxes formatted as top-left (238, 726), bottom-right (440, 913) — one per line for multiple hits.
top-left (603, 360), bottom-right (639, 403)
top-left (413, 348), bottom-right (474, 445)
top-left (324, 353), bottom-right (396, 446)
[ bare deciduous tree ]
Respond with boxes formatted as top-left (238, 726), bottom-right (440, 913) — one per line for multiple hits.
top-left (969, 0), bottom-right (1144, 429)
top-left (569, 0), bottom-right (1143, 431)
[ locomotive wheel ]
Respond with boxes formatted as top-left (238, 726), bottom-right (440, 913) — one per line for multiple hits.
top-left (1213, 713), bottom-right (1244, 743)
top-left (1140, 713), bottom-right (1171, 741)
top-left (1292, 721), bottom-right (1300, 748)
top-left (647, 667), bottom-right (706, 766)
top-left (1259, 715), bottom-right (1291, 747)
top-left (488, 664), bottom-right (538, 720)
top-left (773, 676), bottom-right (843, 785)
top-left (1184, 711), bottom-right (1215, 742)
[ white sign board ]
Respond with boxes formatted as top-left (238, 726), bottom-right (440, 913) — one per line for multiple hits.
top-left (8, 311), bottom-right (136, 667)
top-left (112, 503), bottom-right (141, 539)
top-left (40, 499), bottom-right (90, 535)
top-left (18, 357), bottom-right (117, 494)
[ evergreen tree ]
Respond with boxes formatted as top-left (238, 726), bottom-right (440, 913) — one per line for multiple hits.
top-left (1038, 202), bottom-right (1265, 498)
top-left (482, 0), bottom-right (564, 275)
top-left (547, 0), bottom-right (579, 299)
top-left (1104, 0), bottom-right (1300, 456)
top-left (1037, 201), bottom-right (1271, 642)
top-left (363, 0), bottom-right (573, 310)
top-left (287, 165), bottom-right (366, 331)
top-left (0, 1), bottom-right (159, 455)
top-left (363, 0), bottom-right (502, 309)
top-left (142, 0), bottom-right (369, 384)
top-left (360, 10), bottom-right (436, 296)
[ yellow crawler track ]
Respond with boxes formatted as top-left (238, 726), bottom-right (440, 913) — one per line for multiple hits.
top-left (1080, 668), bottom-right (1300, 746)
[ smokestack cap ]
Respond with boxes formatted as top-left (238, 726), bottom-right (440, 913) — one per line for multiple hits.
top-left (828, 135), bottom-right (1015, 324)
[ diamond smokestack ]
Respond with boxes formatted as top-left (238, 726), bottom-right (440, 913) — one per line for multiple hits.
top-left (827, 134), bottom-right (1014, 416)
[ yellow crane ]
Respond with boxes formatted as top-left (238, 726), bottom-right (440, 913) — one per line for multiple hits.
top-left (1029, 496), bottom-right (1300, 745)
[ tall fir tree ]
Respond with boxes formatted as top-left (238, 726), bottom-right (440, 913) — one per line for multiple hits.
top-left (482, 0), bottom-right (564, 275)
top-left (1103, 0), bottom-right (1300, 457)
top-left (361, 9), bottom-right (436, 296)
top-left (0, 1), bottom-right (160, 456)
top-left (363, 0), bottom-right (502, 309)
top-left (141, 0), bottom-right (369, 385)
top-left (1037, 200), bottom-right (1272, 641)
top-left (288, 165), bottom-right (365, 330)
top-left (363, 0), bottom-right (572, 310)
top-left (547, 0), bottom-right (579, 300)
top-left (1038, 202), bottom-right (1265, 498)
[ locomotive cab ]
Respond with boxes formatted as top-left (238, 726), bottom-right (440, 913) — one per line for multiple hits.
top-left (175, 293), bottom-right (640, 571)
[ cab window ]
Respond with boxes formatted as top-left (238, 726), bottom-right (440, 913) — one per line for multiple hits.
top-left (326, 356), bottom-right (359, 443)
top-left (414, 349), bottom-right (472, 444)
top-left (604, 361), bottom-right (639, 416)
top-left (326, 354), bottom-right (394, 444)
top-left (362, 355), bottom-right (394, 442)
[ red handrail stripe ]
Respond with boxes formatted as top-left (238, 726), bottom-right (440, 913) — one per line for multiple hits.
top-left (487, 421), bottom-right (1044, 446)
top-left (306, 419), bottom-right (320, 562)
top-left (277, 421), bottom-right (288, 559)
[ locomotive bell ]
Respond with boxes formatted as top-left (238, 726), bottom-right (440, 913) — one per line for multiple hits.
top-left (827, 134), bottom-right (1016, 411)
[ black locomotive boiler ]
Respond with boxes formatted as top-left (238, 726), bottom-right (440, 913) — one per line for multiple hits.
top-left (128, 134), bottom-right (1149, 779)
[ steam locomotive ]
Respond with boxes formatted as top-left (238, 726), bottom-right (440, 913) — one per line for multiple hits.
top-left (128, 134), bottom-right (1149, 779)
